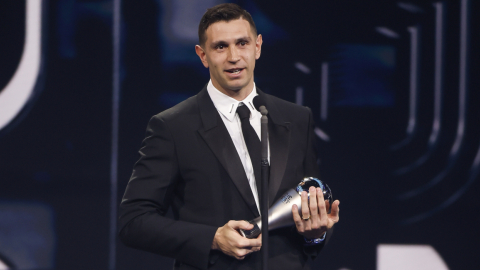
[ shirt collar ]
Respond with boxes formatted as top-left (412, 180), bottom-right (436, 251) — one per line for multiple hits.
top-left (207, 80), bottom-right (258, 122)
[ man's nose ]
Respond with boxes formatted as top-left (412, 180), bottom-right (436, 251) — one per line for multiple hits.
top-left (227, 47), bottom-right (240, 62)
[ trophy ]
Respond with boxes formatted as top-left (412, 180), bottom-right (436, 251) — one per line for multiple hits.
top-left (240, 177), bottom-right (332, 239)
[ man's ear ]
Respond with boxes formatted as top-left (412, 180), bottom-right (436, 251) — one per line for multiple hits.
top-left (195, 45), bottom-right (209, 68)
top-left (255, 34), bottom-right (263, 60)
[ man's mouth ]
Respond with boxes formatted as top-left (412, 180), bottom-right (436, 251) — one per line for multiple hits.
top-left (226, 68), bottom-right (243, 74)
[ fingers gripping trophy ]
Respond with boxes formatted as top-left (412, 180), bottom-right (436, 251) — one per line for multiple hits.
top-left (240, 177), bottom-right (333, 239)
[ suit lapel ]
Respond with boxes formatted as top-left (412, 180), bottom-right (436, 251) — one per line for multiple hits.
top-left (260, 90), bottom-right (291, 204)
top-left (196, 88), bottom-right (260, 217)
top-left (268, 120), bottom-right (290, 204)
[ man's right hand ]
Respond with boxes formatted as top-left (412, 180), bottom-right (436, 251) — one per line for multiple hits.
top-left (211, 220), bottom-right (262, 260)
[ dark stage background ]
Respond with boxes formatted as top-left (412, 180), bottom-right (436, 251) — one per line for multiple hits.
top-left (0, 0), bottom-right (479, 269)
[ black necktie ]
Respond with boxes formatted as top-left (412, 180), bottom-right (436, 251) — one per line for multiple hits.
top-left (236, 104), bottom-right (262, 195)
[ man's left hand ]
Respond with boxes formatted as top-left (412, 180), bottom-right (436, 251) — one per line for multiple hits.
top-left (292, 186), bottom-right (340, 239)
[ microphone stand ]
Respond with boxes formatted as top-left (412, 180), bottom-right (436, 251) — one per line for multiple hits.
top-left (259, 106), bottom-right (269, 270)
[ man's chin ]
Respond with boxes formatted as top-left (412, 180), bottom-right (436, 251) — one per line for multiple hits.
top-left (221, 84), bottom-right (242, 93)
top-left (215, 79), bottom-right (252, 95)
top-left (225, 82), bottom-right (250, 93)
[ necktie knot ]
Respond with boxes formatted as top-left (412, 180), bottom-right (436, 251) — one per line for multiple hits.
top-left (236, 104), bottom-right (251, 121)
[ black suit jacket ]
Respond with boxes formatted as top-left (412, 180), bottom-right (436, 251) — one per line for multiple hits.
top-left (119, 86), bottom-right (323, 270)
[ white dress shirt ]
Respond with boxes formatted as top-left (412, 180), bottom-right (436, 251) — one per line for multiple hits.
top-left (207, 80), bottom-right (269, 212)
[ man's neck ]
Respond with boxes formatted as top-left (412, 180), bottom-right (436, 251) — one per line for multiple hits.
top-left (211, 81), bottom-right (254, 101)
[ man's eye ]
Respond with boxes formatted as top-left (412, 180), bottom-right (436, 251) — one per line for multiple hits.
top-left (239, 42), bottom-right (247, 46)
top-left (216, 45), bottom-right (225, 49)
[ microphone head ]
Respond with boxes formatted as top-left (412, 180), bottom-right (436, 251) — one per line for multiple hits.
top-left (252, 95), bottom-right (267, 112)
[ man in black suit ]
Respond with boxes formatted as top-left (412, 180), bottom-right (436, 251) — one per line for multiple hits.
top-left (119, 3), bottom-right (340, 270)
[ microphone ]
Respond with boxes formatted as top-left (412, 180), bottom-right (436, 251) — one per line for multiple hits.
top-left (240, 177), bottom-right (333, 239)
top-left (253, 95), bottom-right (268, 115)
top-left (253, 93), bottom-right (270, 269)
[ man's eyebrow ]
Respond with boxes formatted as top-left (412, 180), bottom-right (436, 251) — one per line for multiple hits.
top-left (236, 36), bottom-right (252, 43)
top-left (210, 36), bottom-right (252, 48)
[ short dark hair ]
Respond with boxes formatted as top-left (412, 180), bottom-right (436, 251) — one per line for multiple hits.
top-left (198, 3), bottom-right (257, 46)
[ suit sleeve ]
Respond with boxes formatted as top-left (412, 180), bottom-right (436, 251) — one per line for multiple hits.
top-left (118, 115), bottom-right (218, 270)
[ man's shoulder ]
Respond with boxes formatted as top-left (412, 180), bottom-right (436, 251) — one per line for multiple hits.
top-left (263, 92), bottom-right (312, 120)
top-left (158, 95), bottom-right (196, 115)
top-left (266, 93), bottom-right (309, 110)
top-left (152, 90), bottom-right (204, 123)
